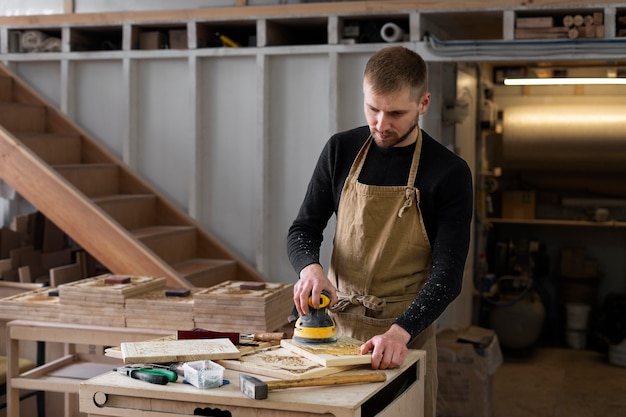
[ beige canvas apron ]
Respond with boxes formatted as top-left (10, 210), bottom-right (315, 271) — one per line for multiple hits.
top-left (328, 130), bottom-right (438, 417)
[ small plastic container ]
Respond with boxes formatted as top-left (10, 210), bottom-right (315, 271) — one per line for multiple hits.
top-left (183, 360), bottom-right (225, 389)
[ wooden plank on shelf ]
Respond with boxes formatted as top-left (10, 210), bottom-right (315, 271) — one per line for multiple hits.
top-left (516, 16), bottom-right (554, 28)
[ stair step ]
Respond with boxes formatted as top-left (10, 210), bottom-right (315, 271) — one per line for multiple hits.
top-left (0, 66), bottom-right (267, 288)
top-left (17, 133), bottom-right (82, 164)
top-left (93, 194), bottom-right (158, 229)
top-left (172, 258), bottom-right (237, 287)
top-left (0, 76), bottom-right (12, 101)
top-left (132, 226), bottom-right (197, 264)
top-left (54, 163), bottom-right (120, 197)
top-left (0, 102), bottom-right (46, 133)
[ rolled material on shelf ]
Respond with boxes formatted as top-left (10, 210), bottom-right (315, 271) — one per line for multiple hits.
top-left (21, 30), bottom-right (47, 52)
top-left (20, 31), bottom-right (61, 52)
top-left (502, 105), bottom-right (626, 172)
top-left (41, 37), bottom-right (62, 52)
top-left (380, 22), bottom-right (405, 43)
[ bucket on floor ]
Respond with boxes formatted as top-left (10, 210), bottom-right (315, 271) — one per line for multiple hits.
top-left (608, 338), bottom-right (626, 367)
top-left (565, 329), bottom-right (587, 350)
top-left (565, 302), bottom-right (591, 330)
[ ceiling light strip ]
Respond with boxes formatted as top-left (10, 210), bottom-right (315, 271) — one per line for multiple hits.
top-left (504, 78), bottom-right (626, 85)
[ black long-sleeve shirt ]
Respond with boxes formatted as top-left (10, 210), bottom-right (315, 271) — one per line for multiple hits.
top-left (287, 126), bottom-right (473, 340)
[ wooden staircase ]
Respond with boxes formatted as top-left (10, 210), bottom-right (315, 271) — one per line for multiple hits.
top-left (0, 65), bottom-right (265, 288)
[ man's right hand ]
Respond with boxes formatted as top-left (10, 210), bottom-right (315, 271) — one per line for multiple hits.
top-left (294, 263), bottom-right (337, 316)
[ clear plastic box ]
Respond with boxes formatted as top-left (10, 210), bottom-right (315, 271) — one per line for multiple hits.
top-left (183, 360), bottom-right (224, 389)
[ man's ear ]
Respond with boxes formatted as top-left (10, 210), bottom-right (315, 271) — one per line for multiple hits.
top-left (419, 92), bottom-right (431, 115)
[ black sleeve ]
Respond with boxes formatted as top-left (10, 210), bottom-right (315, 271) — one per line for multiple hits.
top-left (286, 139), bottom-right (338, 275)
top-left (286, 128), bottom-right (369, 276)
top-left (394, 157), bottom-right (473, 341)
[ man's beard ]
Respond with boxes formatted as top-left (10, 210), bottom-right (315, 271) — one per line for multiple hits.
top-left (373, 121), bottom-right (418, 148)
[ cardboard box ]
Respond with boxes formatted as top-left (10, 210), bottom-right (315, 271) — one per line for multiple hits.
top-left (436, 326), bottom-right (503, 417)
top-left (169, 29), bottom-right (188, 49)
top-left (560, 247), bottom-right (599, 278)
top-left (139, 31), bottom-right (166, 50)
top-left (502, 190), bottom-right (535, 219)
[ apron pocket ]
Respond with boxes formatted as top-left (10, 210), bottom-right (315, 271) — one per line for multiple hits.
top-left (331, 311), bottom-right (396, 343)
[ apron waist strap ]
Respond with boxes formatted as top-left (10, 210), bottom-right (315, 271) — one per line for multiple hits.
top-left (331, 292), bottom-right (417, 313)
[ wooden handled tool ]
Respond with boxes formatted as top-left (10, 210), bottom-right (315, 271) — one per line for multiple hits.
top-left (239, 372), bottom-right (387, 400)
top-left (242, 332), bottom-right (286, 342)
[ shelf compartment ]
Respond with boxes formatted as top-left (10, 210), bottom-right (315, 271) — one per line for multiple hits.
top-left (70, 26), bottom-right (123, 52)
top-left (421, 11), bottom-right (504, 41)
top-left (337, 14), bottom-right (410, 44)
top-left (617, 8), bottom-right (626, 37)
top-left (514, 8), bottom-right (605, 39)
top-left (131, 24), bottom-right (187, 50)
top-left (265, 17), bottom-right (328, 46)
top-left (7, 28), bottom-right (62, 53)
top-left (196, 20), bottom-right (257, 48)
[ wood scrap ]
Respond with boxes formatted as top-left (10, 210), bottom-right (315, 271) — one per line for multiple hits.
top-left (280, 336), bottom-right (372, 367)
top-left (120, 337), bottom-right (241, 364)
top-left (49, 263), bottom-right (82, 287)
top-left (217, 345), bottom-right (359, 380)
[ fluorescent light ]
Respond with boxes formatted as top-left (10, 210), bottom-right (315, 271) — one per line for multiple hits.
top-left (504, 77), bottom-right (626, 86)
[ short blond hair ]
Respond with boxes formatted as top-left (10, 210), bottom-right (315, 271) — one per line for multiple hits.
top-left (364, 46), bottom-right (428, 102)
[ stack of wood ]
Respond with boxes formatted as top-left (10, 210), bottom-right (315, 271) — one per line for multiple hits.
top-left (193, 280), bottom-right (294, 333)
top-left (124, 287), bottom-right (197, 331)
top-left (0, 211), bottom-right (99, 287)
top-left (515, 13), bottom-right (604, 39)
top-left (0, 286), bottom-right (60, 321)
top-left (58, 274), bottom-right (167, 327)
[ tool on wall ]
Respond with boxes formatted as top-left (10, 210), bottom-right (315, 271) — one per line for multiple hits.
top-left (239, 372), bottom-right (386, 400)
top-left (292, 290), bottom-right (337, 344)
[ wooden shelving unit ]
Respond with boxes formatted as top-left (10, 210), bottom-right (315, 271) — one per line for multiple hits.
top-left (0, 0), bottom-right (625, 291)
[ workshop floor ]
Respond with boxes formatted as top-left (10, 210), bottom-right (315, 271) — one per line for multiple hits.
top-left (493, 347), bottom-right (626, 417)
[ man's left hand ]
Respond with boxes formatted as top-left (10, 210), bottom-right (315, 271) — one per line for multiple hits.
top-left (360, 324), bottom-right (411, 369)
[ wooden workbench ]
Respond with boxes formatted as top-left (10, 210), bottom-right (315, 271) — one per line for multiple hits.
top-left (5, 320), bottom-right (173, 417)
top-left (79, 349), bottom-right (425, 417)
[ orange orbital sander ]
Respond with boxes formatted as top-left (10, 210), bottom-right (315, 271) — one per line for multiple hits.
top-left (293, 290), bottom-right (337, 344)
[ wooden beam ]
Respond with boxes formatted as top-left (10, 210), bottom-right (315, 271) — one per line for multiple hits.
top-left (63, 0), bottom-right (74, 14)
top-left (0, 0), bottom-right (623, 27)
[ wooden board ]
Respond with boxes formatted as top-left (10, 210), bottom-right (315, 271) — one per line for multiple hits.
top-left (217, 345), bottom-right (359, 380)
top-left (120, 338), bottom-right (241, 364)
top-left (280, 336), bottom-right (372, 367)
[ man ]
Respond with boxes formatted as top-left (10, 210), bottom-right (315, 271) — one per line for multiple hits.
top-left (287, 46), bottom-right (473, 417)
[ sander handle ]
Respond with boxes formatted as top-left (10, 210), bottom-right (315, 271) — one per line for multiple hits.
top-left (266, 372), bottom-right (386, 391)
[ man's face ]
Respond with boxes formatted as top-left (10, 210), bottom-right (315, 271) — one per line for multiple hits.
top-left (363, 79), bottom-right (431, 148)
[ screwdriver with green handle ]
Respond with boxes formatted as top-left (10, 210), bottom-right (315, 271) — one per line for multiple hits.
top-left (114, 366), bottom-right (178, 385)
